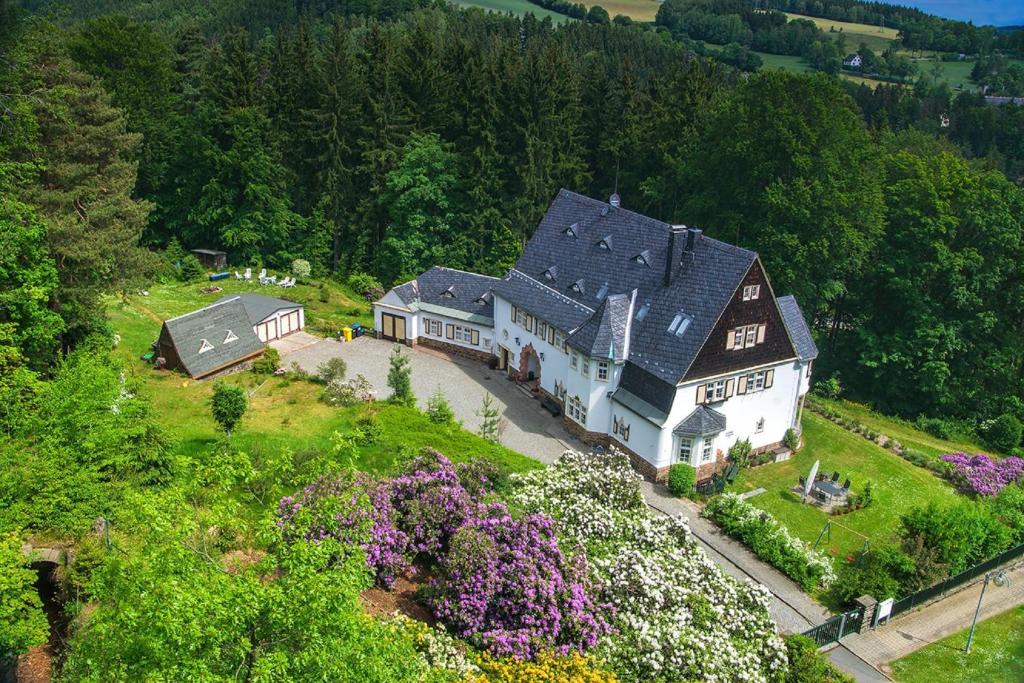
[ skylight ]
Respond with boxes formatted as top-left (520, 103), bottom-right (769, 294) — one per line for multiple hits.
top-left (667, 312), bottom-right (692, 337)
top-left (596, 283), bottom-right (608, 301)
top-left (635, 303), bottom-right (650, 321)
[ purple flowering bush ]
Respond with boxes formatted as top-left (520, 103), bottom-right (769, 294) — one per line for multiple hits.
top-left (276, 449), bottom-right (611, 659)
top-left (428, 507), bottom-right (612, 660)
top-left (941, 452), bottom-right (1024, 496)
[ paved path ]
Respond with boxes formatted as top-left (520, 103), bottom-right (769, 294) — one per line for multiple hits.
top-left (280, 337), bottom-right (886, 680)
top-left (843, 560), bottom-right (1024, 678)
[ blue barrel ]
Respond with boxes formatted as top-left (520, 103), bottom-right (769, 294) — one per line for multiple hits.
top-left (209, 272), bottom-right (230, 281)
top-left (351, 323), bottom-right (364, 337)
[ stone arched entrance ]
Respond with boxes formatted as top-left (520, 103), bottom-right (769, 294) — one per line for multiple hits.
top-left (518, 343), bottom-right (541, 383)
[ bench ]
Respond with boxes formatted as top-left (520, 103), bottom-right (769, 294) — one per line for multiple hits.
top-left (540, 396), bottom-right (561, 417)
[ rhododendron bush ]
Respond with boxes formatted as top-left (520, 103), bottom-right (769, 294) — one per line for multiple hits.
top-left (510, 451), bottom-right (788, 683)
top-left (941, 452), bottom-right (1024, 497)
top-left (277, 450), bottom-right (610, 659)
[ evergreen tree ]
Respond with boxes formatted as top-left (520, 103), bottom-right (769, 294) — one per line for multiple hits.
top-left (426, 386), bottom-right (455, 425)
top-left (477, 392), bottom-right (501, 444)
top-left (386, 344), bottom-right (414, 406)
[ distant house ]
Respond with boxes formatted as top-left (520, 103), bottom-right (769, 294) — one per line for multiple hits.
top-left (842, 53), bottom-right (862, 69)
top-left (157, 298), bottom-right (265, 379)
top-left (217, 293), bottom-right (305, 342)
top-left (984, 96), bottom-right (1024, 107)
top-left (190, 249), bottom-right (227, 269)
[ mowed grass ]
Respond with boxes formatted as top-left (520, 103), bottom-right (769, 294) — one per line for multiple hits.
top-left (452, 0), bottom-right (571, 23)
top-left (754, 51), bottom-right (816, 73)
top-left (812, 397), bottom-right (991, 459)
top-left (587, 0), bottom-right (660, 22)
top-left (785, 12), bottom-right (899, 53)
top-left (732, 413), bottom-right (960, 561)
top-left (890, 605), bottom-right (1024, 683)
top-left (107, 285), bottom-right (539, 478)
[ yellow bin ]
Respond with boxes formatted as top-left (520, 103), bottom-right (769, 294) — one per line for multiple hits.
top-left (341, 326), bottom-right (352, 342)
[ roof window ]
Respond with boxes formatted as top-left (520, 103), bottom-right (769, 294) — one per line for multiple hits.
top-left (597, 235), bottom-right (613, 250)
top-left (570, 279), bottom-right (585, 294)
top-left (441, 286), bottom-right (456, 298)
top-left (224, 330), bottom-right (238, 344)
top-left (668, 312), bottom-right (692, 337)
top-left (596, 283), bottom-right (609, 301)
top-left (635, 303), bottom-right (650, 321)
top-left (198, 339), bottom-right (214, 354)
top-left (564, 222), bottom-right (580, 238)
top-left (634, 250), bottom-right (652, 267)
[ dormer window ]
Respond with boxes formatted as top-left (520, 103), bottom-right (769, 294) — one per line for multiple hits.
top-left (634, 250), bottom-right (651, 267)
top-left (564, 223), bottom-right (580, 238)
top-left (668, 311), bottom-right (692, 337)
top-left (600, 206), bottom-right (609, 217)
top-left (542, 266), bottom-right (558, 282)
top-left (570, 279), bottom-right (585, 294)
top-left (635, 303), bottom-right (650, 321)
top-left (596, 235), bottom-right (613, 250)
top-left (224, 330), bottom-right (238, 344)
top-left (595, 283), bottom-right (608, 301)
top-left (742, 285), bottom-right (761, 301)
top-left (198, 339), bottom-right (213, 354)
top-left (441, 286), bottom-right (456, 298)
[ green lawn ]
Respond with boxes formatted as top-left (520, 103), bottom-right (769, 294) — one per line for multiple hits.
top-left (890, 605), bottom-right (1024, 683)
top-left (754, 51), bottom-right (815, 73)
top-left (452, 0), bottom-right (571, 23)
top-left (811, 397), bottom-right (990, 459)
top-left (732, 413), bottom-right (960, 562)
top-left (784, 12), bottom-right (898, 54)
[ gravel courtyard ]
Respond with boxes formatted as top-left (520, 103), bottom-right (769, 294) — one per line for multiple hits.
top-left (277, 335), bottom-right (573, 464)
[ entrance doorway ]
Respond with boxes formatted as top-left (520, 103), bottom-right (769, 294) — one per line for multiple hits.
top-left (380, 313), bottom-right (407, 342)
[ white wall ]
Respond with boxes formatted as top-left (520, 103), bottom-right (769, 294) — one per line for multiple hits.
top-left (609, 399), bottom-right (661, 458)
top-left (373, 290), bottom-right (417, 340)
top-left (492, 294), bottom-right (570, 398)
top-left (418, 313), bottom-right (494, 355)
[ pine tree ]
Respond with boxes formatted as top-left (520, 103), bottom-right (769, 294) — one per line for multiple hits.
top-left (426, 386), bottom-right (455, 425)
top-left (386, 344), bottom-right (414, 407)
top-left (477, 392), bottom-right (501, 444)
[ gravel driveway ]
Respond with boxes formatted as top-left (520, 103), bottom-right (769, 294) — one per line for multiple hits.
top-left (281, 336), bottom-right (574, 463)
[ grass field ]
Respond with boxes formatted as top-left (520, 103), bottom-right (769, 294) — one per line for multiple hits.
top-left (588, 0), bottom-right (660, 22)
top-left (812, 398), bottom-right (990, 459)
top-left (106, 281), bottom-right (539, 477)
top-left (890, 605), bottom-right (1024, 683)
top-left (453, 0), bottom-right (571, 23)
top-left (785, 12), bottom-right (899, 53)
top-left (732, 413), bottom-right (960, 562)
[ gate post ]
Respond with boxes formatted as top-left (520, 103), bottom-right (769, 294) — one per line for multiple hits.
top-left (854, 594), bottom-right (877, 633)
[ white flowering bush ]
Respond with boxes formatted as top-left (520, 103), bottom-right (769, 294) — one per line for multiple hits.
top-left (704, 493), bottom-right (837, 591)
top-left (510, 451), bottom-right (788, 683)
top-left (387, 613), bottom-right (480, 676)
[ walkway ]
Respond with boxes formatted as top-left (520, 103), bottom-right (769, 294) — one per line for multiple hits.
top-left (281, 337), bottom-right (886, 680)
top-left (843, 559), bottom-right (1024, 677)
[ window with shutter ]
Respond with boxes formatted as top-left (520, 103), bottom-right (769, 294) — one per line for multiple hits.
top-left (471, 330), bottom-right (479, 346)
top-left (756, 324), bottom-right (766, 344)
top-left (695, 384), bottom-right (707, 404)
top-left (737, 376), bottom-right (748, 394)
top-left (765, 369), bottom-right (774, 388)
top-left (725, 378), bottom-right (735, 398)
top-left (446, 324), bottom-right (454, 340)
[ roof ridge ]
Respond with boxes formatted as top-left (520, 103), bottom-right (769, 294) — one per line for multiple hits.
top-left (430, 266), bottom-right (501, 281)
top-left (508, 269), bottom-right (594, 314)
top-left (165, 296), bottom-right (240, 323)
top-left (558, 188), bottom-right (671, 231)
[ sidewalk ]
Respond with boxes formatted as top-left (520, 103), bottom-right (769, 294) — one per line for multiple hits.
top-left (843, 559), bottom-right (1024, 676)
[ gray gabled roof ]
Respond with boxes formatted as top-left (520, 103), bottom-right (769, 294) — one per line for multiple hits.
top-left (388, 267), bottom-right (499, 321)
top-left (216, 293), bottom-right (301, 326)
top-left (776, 295), bottom-right (818, 361)
top-left (566, 292), bottom-right (632, 360)
top-left (673, 405), bottom-right (727, 436)
top-left (515, 189), bottom-right (759, 383)
top-left (492, 269), bottom-right (594, 334)
top-left (162, 298), bottom-right (264, 378)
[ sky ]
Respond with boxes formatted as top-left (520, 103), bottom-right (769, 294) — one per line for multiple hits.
top-left (902, 1), bottom-right (1023, 27)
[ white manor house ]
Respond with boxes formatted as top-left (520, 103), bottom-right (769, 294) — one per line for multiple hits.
top-left (373, 189), bottom-right (817, 481)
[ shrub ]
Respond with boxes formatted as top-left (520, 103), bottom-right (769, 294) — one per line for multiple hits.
top-left (178, 252), bottom-right (205, 281)
top-left (814, 375), bottom-right (841, 399)
top-left (0, 531), bottom-right (49, 663)
top-left (318, 282), bottom-right (329, 302)
top-left (322, 374), bottom-right (373, 407)
top-left (291, 258), bottom-right (311, 280)
top-left (900, 501), bottom-right (1013, 575)
top-left (316, 357), bottom-right (347, 385)
top-left (990, 484), bottom-right (1024, 544)
top-left (704, 493), bottom-right (835, 590)
top-left (828, 546), bottom-right (914, 608)
top-left (941, 452), bottom-right (1024, 497)
top-left (211, 382), bottom-right (247, 437)
top-left (355, 410), bottom-right (382, 443)
top-left (667, 463), bottom-right (696, 497)
top-left (784, 634), bottom-right (855, 683)
top-left (252, 347), bottom-right (281, 375)
top-left (984, 413), bottom-right (1023, 452)
top-left (468, 652), bottom-right (617, 683)
top-left (916, 416), bottom-right (953, 440)
top-left (348, 272), bottom-right (384, 302)
top-left (783, 428), bottom-right (800, 451)
top-left (425, 386), bottom-right (455, 425)
top-left (727, 438), bottom-right (752, 467)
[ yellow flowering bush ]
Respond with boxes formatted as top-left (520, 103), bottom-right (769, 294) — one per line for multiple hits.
top-left (466, 652), bottom-right (616, 683)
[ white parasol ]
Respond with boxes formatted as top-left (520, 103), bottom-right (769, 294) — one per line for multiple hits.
top-left (803, 460), bottom-right (820, 498)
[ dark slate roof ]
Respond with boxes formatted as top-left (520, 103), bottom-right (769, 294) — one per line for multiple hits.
top-left (673, 405), bottom-right (727, 436)
top-left (162, 298), bottom-right (264, 378)
top-left (777, 295), bottom-right (818, 361)
top-left (567, 292), bottom-right (633, 360)
top-left (216, 293), bottom-right (301, 325)
top-left (492, 269), bottom-right (594, 333)
top-left (390, 267), bottom-right (499, 320)
top-left (515, 189), bottom-right (759, 383)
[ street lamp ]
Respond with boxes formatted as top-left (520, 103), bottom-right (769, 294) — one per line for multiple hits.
top-left (966, 569), bottom-right (1009, 654)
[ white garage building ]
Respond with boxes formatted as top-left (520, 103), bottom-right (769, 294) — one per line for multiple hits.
top-left (217, 293), bottom-right (305, 342)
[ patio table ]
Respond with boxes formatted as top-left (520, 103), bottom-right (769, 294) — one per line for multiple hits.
top-left (812, 479), bottom-right (847, 502)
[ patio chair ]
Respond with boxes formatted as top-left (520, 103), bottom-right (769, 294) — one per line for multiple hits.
top-left (258, 268), bottom-right (267, 280)
top-left (243, 267), bottom-right (252, 281)
top-left (234, 270), bottom-right (244, 280)
top-left (842, 478), bottom-right (851, 490)
top-left (831, 471), bottom-right (840, 482)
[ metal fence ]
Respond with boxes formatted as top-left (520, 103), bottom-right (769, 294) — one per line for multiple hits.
top-left (890, 540), bottom-right (1024, 618)
top-left (803, 607), bottom-right (864, 647)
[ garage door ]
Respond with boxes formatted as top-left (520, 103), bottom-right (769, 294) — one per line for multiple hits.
top-left (381, 313), bottom-right (407, 342)
top-left (257, 320), bottom-right (277, 342)
top-left (280, 312), bottom-right (292, 336)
